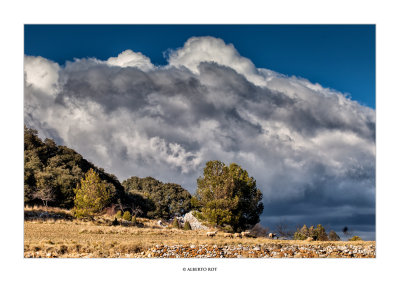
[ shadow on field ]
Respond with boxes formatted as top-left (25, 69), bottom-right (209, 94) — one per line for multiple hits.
top-left (24, 208), bottom-right (74, 221)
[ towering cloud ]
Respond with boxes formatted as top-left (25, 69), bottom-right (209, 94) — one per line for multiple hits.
top-left (24, 36), bottom-right (375, 238)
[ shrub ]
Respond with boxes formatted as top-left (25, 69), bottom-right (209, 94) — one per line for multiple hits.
top-left (131, 215), bottom-right (137, 225)
top-left (293, 225), bottom-right (309, 240)
top-left (249, 223), bottom-right (269, 237)
top-left (293, 224), bottom-right (328, 241)
top-left (328, 230), bottom-right (341, 241)
top-left (112, 217), bottom-right (119, 226)
top-left (183, 221), bottom-right (191, 230)
top-left (293, 231), bottom-right (307, 240)
top-left (123, 211), bottom-right (132, 221)
top-left (349, 236), bottom-right (363, 241)
top-left (222, 225), bottom-right (234, 233)
top-left (115, 210), bottom-right (122, 219)
top-left (172, 218), bottom-right (180, 229)
top-left (315, 224), bottom-right (328, 241)
top-left (308, 226), bottom-right (318, 240)
top-left (274, 221), bottom-right (294, 238)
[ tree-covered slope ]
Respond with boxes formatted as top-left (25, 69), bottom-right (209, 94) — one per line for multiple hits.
top-left (24, 126), bottom-right (192, 220)
top-left (24, 126), bottom-right (126, 208)
top-left (122, 176), bottom-right (192, 219)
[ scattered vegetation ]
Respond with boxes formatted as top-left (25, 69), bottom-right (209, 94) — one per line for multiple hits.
top-left (23, 207), bottom-right (374, 258)
top-left (349, 236), bottom-right (363, 241)
top-left (24, 126), bottom-right (367, 249)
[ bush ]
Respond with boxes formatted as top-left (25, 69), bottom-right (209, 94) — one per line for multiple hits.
top-left (123, 211), bottom-right (132, 221)
top-left (293, 232), bottom-right (307, 240)
top-left (112, 217), bottom-right (119, 226)
top-left (115, 210), bottom-right (122, 219)
top-left (131, 215), bottom-right (137, 225)
top-left (293, 224), bottom-right (328, 241)
top-left (328, 230), bottom-right (341, 241)
top-left (308, 226), bottom-right (317, 240)
top-left (293, 225), bottom-right (309, 240)
top-left (172, 218), bottom-right (180, 229)
top-left (222, 225), bottom-right (234, 233)
top-left (183, 221), bottom-right (191, 230)
top-left (349, 236), bottom-right (363, 241)
top-left (249, 223), bottom-right (269, 237)
top-left (315, 224), bottom-right (328, 241)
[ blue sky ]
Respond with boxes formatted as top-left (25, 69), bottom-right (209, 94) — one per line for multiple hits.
top-left (25, 25), bottom-right (375, 108)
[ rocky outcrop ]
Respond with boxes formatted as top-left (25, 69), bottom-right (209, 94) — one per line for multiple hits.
top-left (183, 211), bottom-right (209, 230)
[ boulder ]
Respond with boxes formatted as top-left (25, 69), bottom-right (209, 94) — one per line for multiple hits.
top-left (183, 211), bottom-right (209, 230)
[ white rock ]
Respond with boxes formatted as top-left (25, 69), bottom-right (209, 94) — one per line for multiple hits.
top-left (183, 211), bottom-right (209, 230)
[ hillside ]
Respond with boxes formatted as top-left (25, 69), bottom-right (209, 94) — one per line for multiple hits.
top-left (24, 126), bottom-right (127, 208)
top-left (24, 126), bottom-right (192, 219)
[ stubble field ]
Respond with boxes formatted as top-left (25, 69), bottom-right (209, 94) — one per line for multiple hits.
top-left (24, 207), bottom-right (375, 258)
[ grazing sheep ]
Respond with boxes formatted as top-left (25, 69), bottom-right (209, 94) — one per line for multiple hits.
top-left (206, 231), bottom-right (218, 237)
top-left (268, 233), bottom-right (277, 239)
top-left (223, 233), bottom-right (233, 238)
top-left (305, 237), bottom-right (314, 242)
top-left (241, 231), bottom-right (251, 237)
top-left (233, 233), bottom-right (242, 238)
top-left (157, 220), bottom-right (168, 228)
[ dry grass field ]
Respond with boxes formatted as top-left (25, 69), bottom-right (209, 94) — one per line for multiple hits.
top-left (24, 206), bottom-right (375, 258)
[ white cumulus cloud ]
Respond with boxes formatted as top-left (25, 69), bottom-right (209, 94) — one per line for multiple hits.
top-left (106, 49), bottom-right (154, 70)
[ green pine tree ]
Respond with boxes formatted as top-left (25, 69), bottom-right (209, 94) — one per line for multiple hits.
top-left (193, 160), bottom-right (263, 231)
top-left (73, 168), bottom-right (111, 218)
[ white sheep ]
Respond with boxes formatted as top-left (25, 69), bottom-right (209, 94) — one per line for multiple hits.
top-left (268, 233), bottom-right (277, 239)
top-left (241, 231), bottom-right (251, 237)
top-left (206, 231), bottom-right (218, 237)
top-left (305, 237), bottom-right (314, 242)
